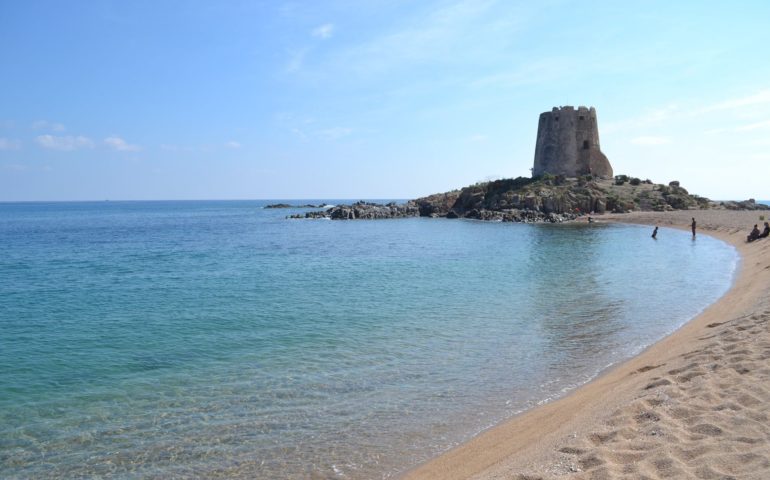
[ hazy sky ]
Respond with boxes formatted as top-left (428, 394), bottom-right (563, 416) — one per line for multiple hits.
top-left (1, 0), bottom-right (769, 201)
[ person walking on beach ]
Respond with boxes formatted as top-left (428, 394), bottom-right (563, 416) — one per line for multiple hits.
top-left (691, 217), bottom-right (697, 238)
top-left (652, 226), bottom-right (658, 239)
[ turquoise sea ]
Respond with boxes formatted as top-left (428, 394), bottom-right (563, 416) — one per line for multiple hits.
top-left (0, 201), bottom-right (738, 479)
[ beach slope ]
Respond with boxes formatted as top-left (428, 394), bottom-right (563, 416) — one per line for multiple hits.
top-left (405, 210), bottom-right (770, 480)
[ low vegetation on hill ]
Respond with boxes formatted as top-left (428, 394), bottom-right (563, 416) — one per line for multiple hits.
top-left (294, 175), bottom-right (767, 221)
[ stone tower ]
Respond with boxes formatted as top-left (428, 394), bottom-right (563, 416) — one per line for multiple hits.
top-left (532, 106), bottom-right (613, 178)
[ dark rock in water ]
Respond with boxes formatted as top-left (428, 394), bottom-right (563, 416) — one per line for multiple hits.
top-left (446, 210), bottom-right (460, 219)
top-left (300, 201), bottom-right (420, 220)
top-left (268, 203), bottom-right (329, 209)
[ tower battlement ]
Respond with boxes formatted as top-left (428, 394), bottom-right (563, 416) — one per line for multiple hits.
top-left (533, 106), bottom-right (613, 178)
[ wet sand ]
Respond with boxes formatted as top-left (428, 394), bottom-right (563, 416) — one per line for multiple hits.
top-left (405, 210), bottom-right (770, 480)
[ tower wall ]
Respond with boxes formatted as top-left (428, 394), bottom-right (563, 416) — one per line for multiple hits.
top-left (532, 106), bottom-right (613, 178)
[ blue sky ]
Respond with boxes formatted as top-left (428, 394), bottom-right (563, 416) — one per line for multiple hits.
top-left (1, 0), bottom-right (769, 201)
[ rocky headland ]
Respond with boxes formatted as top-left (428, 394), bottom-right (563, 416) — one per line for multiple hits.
top-left (289, 174), bottom-right (767, 222)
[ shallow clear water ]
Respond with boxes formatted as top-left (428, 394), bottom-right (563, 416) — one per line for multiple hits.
top-left (0, 201), bottom-right (737, 479)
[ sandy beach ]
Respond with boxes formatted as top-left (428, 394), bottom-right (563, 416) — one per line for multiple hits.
top-left (405, 210), bottom-right (770, 480)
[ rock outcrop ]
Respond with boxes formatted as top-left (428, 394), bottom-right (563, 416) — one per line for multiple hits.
top-left (290, 174), bottom-right (765, 222)
top-left (720, 199), bottom-right (769, 210)
top-left (292, 201), bottom-right (420, 220)
top-left (266, 203), bottom-right (329, 209)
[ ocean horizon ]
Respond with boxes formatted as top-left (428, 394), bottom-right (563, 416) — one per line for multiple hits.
top-left (0, 200), bottom-right (739, 478)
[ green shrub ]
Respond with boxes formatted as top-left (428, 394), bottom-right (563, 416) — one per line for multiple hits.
top-left (540, 173), bottom-right (556, 185)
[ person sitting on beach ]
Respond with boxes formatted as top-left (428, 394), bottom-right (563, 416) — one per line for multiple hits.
top-left (652, 226), bottom-right (658, 239)
top-left (760, 222), bottom-right (770, 239)
top-left (747, 224), bottom-right (761, 242)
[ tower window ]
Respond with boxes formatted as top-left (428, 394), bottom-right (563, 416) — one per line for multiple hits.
top-left (579, 116), bottom-right (584, 121)
top-left (582, 140), bottom-right (590, 149)
top-left (554, 116), bottom-right (559, 122)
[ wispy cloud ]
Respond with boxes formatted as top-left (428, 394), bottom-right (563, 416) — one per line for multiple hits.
top-left (318, 127), bottom-right (352, 140)
top-left (224, 140), bottom-right (242, 149)
top-left (630, 136), bottom-right (672, 146)
top-left (602, 104), bottom-right (680, 134)
top-left (471, 58), bottom-right (572, 88)
top-left (286, 47), bottom-right (310, 73)
top-left (276, 112), bottom-right (316, 140)
top-left (31, 120), bottom-right (66, 132)
top-left (468, 134), bottom-right (488, 142)
top-left (312, 23), bottom-right (334, 39)
top-left (606, 90), bottom-right (770, 137)
top-left (735, 119), bottom-right (770, 131)
top-left (104, 136), bottom-right (141, 151)
top-left (290, 128), bottom-right (309, 142)
top-left (743, 137), bottom-right (770, 147)
top-left (705, 119), bottom-right (770, 134)
top-left (327, 0), bottom-right (506, 75)
top-left (36, 134), bottom-right (94, 151)
top-left (0, 138), bottom-right (22, 150)
top-left (696, 90), bottom-right (770, 113)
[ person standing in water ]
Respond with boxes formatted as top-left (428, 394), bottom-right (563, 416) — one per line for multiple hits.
top-left (652, 226), bottom-right (658, 239)
top-left (691, 217), bottom-right (697, 238)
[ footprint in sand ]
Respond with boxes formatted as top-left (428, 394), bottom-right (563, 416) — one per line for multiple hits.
top-left (645, 378), bottom-right (672, 390)
top-left (689, 423), bottom-right (723, 436)
top-left (635, 364), bottom-right (664, 373)
top-left (588, 431), bottom-right (618, 446)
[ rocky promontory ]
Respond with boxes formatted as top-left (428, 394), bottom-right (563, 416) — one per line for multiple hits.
top-left (289, 174), bottom-right (767, 222)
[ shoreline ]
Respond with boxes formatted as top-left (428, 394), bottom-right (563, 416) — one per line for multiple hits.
top-left (404, 210), bottom-right (770, 479)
